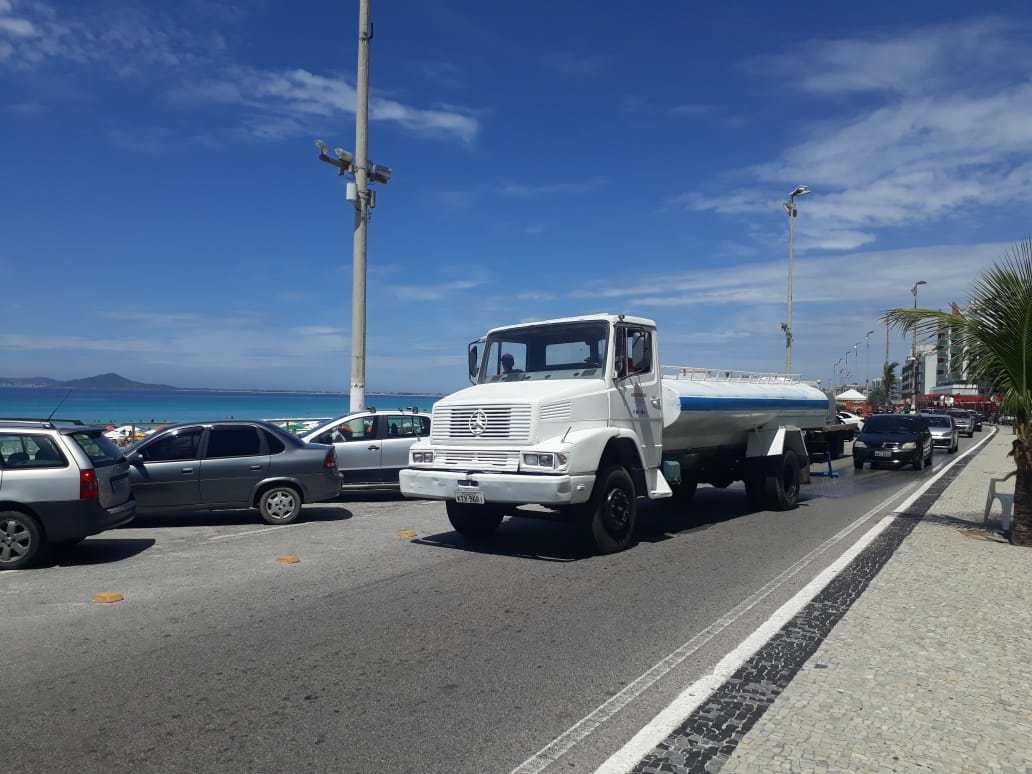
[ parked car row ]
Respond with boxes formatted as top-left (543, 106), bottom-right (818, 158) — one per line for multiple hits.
top-left (0, 410), bottom-right (431, 570)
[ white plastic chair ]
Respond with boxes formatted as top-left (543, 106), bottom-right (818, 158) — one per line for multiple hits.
top-left (983, 472), bottom-right (1016, 532)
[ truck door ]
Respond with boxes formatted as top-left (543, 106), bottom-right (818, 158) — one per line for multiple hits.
top-left (611, 325), bottom-right (663, 469)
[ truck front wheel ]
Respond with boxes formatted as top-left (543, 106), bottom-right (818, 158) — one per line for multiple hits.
top-left (580, 466), bottom-right (638, 554)
top-left (446, 501), bottom-right (504, 540)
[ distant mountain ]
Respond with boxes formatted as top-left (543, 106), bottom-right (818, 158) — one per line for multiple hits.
top-left (0, 372), bottom-right (175, 391)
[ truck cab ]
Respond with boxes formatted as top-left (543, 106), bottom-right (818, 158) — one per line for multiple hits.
top-left (401, 314), bottom-right (675, 551)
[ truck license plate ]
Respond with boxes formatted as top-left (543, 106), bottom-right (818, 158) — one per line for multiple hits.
top-left (455, 486), bottom-right (484, 504)
top-left (874, 450), bottom-right (893, 458)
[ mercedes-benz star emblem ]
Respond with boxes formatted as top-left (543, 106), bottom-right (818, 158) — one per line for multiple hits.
top-left (468, 409), bottom-right (488, 436)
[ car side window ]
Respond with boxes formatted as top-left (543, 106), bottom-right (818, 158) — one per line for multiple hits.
top-left (205, 426), bottom-right (262, 459)
top-left (384, 415), bottom-right (417, 438)
top-left (0, 434), bottom-right (68, 469)
top-left (139, 429), bottom-right (202, 462)
top-left (262, 430), bottom-right (286, 454)
top-left (333, 416), bottom-right (376, 443)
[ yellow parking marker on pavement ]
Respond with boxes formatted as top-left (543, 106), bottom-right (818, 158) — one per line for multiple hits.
top-left (92, 592), bottom-right (124, 604)
top-left (398, 530), bottom-right (417, 538)
top-left (276, 555), bottom-right (300, 565)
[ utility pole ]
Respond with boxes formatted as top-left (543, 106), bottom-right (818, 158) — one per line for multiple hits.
top-left (313, 0), bottom-right (391, 413)
top-left (781, 185), bottom-right (810, 373)
top-left (350, 0), bottom-right (372, 413)
top-left (864, 329), bottom-right (874, 393)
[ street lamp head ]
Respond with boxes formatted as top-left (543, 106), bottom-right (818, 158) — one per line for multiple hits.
top-left (911, 280), bottom-right (927, 295)
top-left (334, 147), bottom-right (353, 164)
top-left (315, 139), bottom-right (328, 154)
top-left (790, 185), bottom-right (810, 198)
top-left (866, 329), bottom-right (875, 336)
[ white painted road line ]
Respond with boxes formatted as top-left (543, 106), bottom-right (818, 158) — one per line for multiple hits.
top-left (207, 524), bottom-right (307, 541)
top-left (593, 427), bottom-right (998, 774)
top-left (510, 476), bottom-right (926, 774)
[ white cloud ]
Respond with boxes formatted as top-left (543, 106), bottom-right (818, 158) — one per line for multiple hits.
top-left (541, 52), bottom-right (608, 77)
top-left (173, 67), bottom-right (480, 144)
top-left (579, 241), bottom-right (1009, 308)
top-left (500, 176), bottom-right (607, 196)
top-left (394, 279), bottom-right (485, 301)
top-left (681, 18), bottom-right (1032, 251)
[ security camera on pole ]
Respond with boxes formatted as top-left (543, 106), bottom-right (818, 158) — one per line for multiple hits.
top-left (314, 0), bottom-right (392, 413)
top-left (781, 185), bottom-right (810, 374)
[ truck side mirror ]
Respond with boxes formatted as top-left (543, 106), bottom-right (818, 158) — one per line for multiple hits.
top-left (468, 344), bottom-right (479, 383)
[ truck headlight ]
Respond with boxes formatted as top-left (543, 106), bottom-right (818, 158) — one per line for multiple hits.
top-left (853, 440), bottom-right (866, 449)
top-left (522, 452), bottom-right (569, 472)
top-left (411, 450), bottom-right (434, 464)
top-left (901, 442), bottom-right (917, 450)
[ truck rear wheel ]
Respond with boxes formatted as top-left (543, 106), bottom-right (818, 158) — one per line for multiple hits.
top-left (672, 478), bottom-right (697, 505)
top-left (764, 451), bottom-right (801, 511)
top-left (446, 501), bottom-right (504, 540)
top-left (580, 466), bottom-right (637, 554)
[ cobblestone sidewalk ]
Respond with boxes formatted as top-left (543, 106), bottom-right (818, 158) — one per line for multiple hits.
top-left (721, 429), bottom-right (1029, 774)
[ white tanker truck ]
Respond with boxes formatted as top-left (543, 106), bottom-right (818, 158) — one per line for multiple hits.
top-left (400, 314), bottom-right (852, 553)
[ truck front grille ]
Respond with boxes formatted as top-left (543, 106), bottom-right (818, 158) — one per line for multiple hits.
top-left (431, 404), bottom-right (532, 443)
top-left (435, 449), bottom-right (520, 472)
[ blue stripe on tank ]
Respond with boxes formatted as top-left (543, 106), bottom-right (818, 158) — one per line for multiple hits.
top-left (678, 397), bottom-right (828, 411)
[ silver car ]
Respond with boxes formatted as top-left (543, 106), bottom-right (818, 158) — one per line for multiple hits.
top-left (302, 410), bottom-right (431, 488)
top-left (127, 421), bottom-right (339, 524)
top-left (0, 419), bottom-right (136, 569)
top-left (924, 413), bottom-right (959, 453)
top-left (947, 409), bottom-right (974, 438)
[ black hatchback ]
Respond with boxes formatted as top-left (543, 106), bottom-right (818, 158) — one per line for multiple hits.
top-left (853, 414), bottom-right (934, 471)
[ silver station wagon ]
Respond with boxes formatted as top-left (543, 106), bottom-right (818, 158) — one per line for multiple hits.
top-left (0, 419), bottom-right (136, 569)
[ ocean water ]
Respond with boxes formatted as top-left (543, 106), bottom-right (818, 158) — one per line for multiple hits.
top-left (0, 388), bottom-right (441, 426)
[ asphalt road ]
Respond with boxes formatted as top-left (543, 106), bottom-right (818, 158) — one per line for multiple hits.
top-left (0, 435), bottom-right (983, 774)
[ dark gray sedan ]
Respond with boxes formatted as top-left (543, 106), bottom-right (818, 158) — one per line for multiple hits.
top-left (127, 421), bottom-right (339, 524)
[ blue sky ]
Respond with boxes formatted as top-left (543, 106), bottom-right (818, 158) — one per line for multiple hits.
top-left (2, 1), bottom-right (1031, 392)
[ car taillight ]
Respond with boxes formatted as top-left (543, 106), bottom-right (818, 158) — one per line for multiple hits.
top-left (323, 449), bottom-right (336, 469)
top-left (79, 469), bottom-right (99, 501)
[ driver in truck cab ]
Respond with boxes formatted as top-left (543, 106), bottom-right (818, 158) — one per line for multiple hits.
top-left (501, 353), bottom-right (521, 376)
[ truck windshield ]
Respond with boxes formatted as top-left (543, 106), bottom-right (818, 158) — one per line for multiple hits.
top-left (479, 322), bottom-right (609, 383)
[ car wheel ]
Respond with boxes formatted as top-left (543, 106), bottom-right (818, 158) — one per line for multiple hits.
top-left (580, 466), bottom-right (638, 554)
top-left (446, 501), bottom-right (504, 540)
top-left (0, 510), bottom-right (43, 570)
top-left (258, 486), bottom-right (303, 525)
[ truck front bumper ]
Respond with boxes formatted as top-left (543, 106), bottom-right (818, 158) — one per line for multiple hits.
top-left (400, 468), bottom-right (595, 505)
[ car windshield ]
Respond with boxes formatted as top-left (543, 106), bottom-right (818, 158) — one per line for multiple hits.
top-left (68, 431), bottom-right (123, 466)
top-left (478, 321), bottom-right (609, 383)
top-left (925, 416), bottom-right (951, 427)
top-left (949, 411), bottom-right (969, 421)
top-left (863, 416), bottom-right (919, 433)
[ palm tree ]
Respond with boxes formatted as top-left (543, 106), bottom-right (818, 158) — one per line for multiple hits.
top-left (881, 361), bottom-right (899, 407)
top-left (883, 238), bottom-right (1032, 545)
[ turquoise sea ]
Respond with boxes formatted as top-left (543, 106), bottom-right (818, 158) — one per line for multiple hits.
top-left (0, 388), bottom-right (441, 426)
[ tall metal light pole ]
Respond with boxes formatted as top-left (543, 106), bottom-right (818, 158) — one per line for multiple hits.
top-left (314, 0), bottom-right (392, 413)
top-left (864, 329), bottom-right (874, 392)
top-left (350, 0), bottom-right (372, 413)
top-left (781, 185), bottom-right (810, 374)
top-left (910, 280), bottom-right (927, 409)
